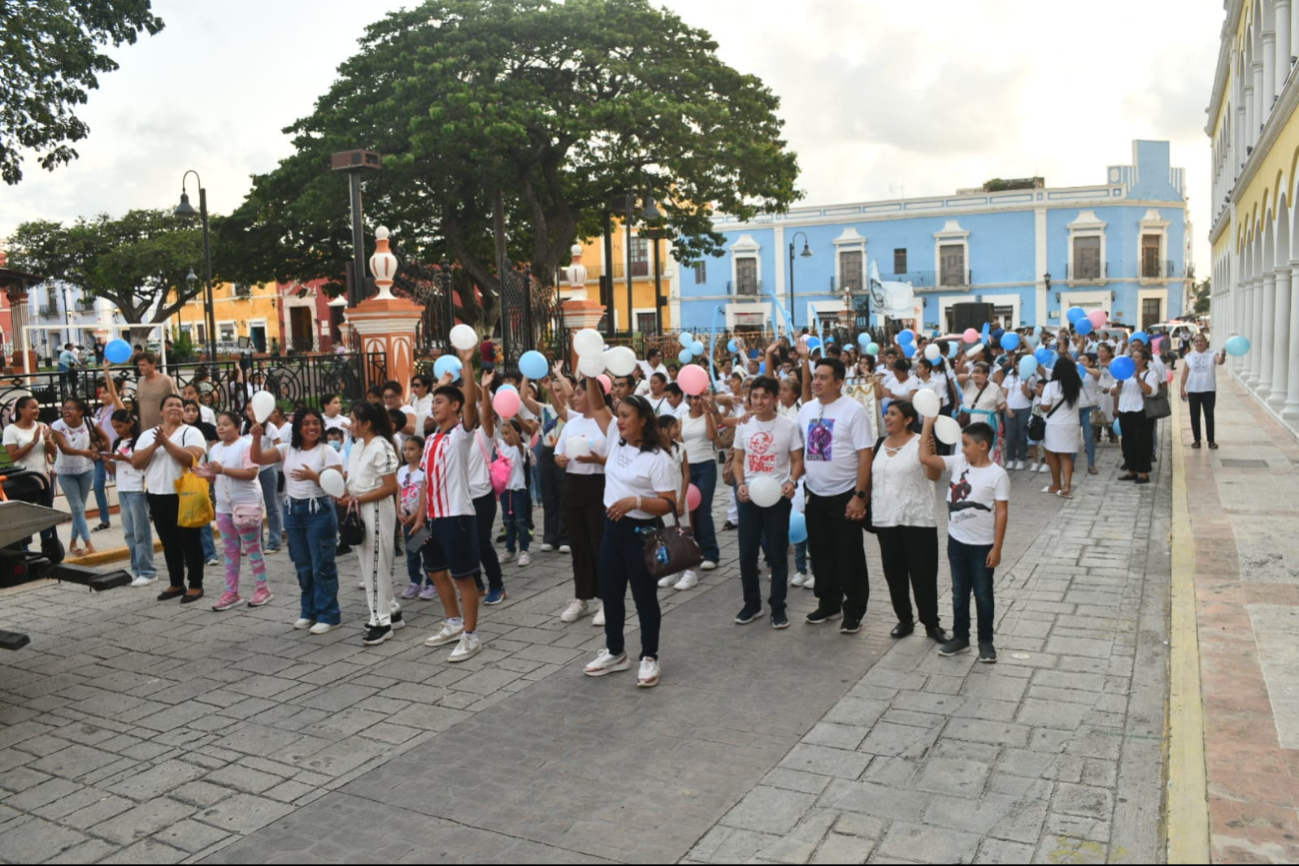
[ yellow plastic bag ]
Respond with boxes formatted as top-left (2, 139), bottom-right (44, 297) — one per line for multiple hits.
top-left (175, 467), bottom-right (214, 529)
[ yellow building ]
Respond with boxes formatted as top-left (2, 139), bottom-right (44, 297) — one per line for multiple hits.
top-left (1207, 0), bottom-right (1299, 429)
top-left (557, 223), bottom-right (680, 333)
top-left (167, 281), bottom-right (283, 353)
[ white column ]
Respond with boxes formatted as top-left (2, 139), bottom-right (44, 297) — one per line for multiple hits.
top-left (1239, 104), bottom-right (1248, 168)
top-left (1285, 272), bottom-right (1299, 417)
top-left (1259, 269), bottom-right (1278, 398)
top-left (1256, 61), bottom-right (1267, 139)
top-left (1281, 2), bottom-right (1294, 95)
top-left (1272, 266), bottom-right (1293, 409)
top-left (1246, 85), bottom-right (1257, 151)
top-left (1266, 32), bottom-right (1279, 112)
top-left (1244, 277), bottom-right (1258, 383)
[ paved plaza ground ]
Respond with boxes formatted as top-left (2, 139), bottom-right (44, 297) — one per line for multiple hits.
top-left (0, 402), bottom-right (1197, 864)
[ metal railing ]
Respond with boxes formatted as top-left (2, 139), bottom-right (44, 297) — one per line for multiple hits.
top-left (726, 279), bottom-right (764, 297)
top-left (1140, 259), bottom-right (1181, 279)
top-left (37, 306), bottom-right (59, 319)
top-left (1065, 262), bottom-right (1108, 281)
top-left (938, 269), bottom-right (972, 288)
top-left (891, 271), bottom-right (936, 289)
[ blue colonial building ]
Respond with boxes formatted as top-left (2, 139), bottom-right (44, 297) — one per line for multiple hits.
top-left (678, 140), bottom-right (1190, 337)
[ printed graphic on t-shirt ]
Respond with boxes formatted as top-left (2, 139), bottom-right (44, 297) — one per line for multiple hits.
top-left (948, 469), bottom-right (991, 516)
top-left (746, 430), bottom-right (776, 474)
top-left (806, 419), bottom-right (834, 462)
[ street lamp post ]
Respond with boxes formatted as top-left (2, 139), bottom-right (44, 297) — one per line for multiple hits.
top-left (641, 186), bottom-right (664, 335)
top-left (788, 232), bottom-right (813, 331)
top-left (174, 172), bottom-right (217, 362)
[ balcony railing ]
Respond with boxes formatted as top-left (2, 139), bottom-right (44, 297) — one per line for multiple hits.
top-left (938, 270), bottom-right (972, 288)
top-left (1141, 260), bottom-right (1181, 280)
top-left (726, 279), bottom-right (764, 297)
top-left (1064, 262), bottom-right (1108, 281)
top-left (38, 306), bottom-right (59, 319)
top-left (891, 271), bottom-right (936, 289)
top-left (828, 276), bottom-right (866, 293)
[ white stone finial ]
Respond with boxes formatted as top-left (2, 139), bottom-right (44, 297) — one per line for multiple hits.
top-left (570, 244), bottom-right (582, 258)
top-left (376, 226), bottom-right (390, 241)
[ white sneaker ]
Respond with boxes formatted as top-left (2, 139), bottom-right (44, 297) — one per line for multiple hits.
top-left (448, 633), bottom-right (482, 663)
top-left (499, 551), bottom-right (514, 563)
top-left (637, 657), bottom-right (661, 688)
top-left (803, 576), bottom-right (816, 591)
top-left (130, 576), bottom-right (157, 588)
top-left (1027, 462), bottom-right (1038, 474)
top-left (293, 618), bottom-right (315, 630)
top-left (1016, 460), bottom-right (1027, 470)
top-left (424, 622), bottom-right (465, 647)
top-left (584, 649), bottom-right (629, 677)
top-left (700, 561), bottom-right (717, 571)
top-left (657, 574), bottom-right (676, 589)
top-left (308, 622), bottom-right (336, 635)
top-left (674, 571), bottom-right (699, 591)
top-left (559, 545), bottom-right (571, 554)
top-left (1039, 463), bottom-right (1050, 473)
top-left (592, 605), bottom-right (605, 627)
top-left (540, 543), bottom-right (554, 552)
top-left (517, 552), bottom-right (532, 567)
top-left (560, 600), bottom-right (589, 623)
top-left (791, 572), bottom-right (807, 588)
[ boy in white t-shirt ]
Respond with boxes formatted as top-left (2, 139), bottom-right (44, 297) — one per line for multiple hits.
top-left (918, 417), bottom-right (1010, 664)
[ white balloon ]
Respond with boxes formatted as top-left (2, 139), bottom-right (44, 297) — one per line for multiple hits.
top-left (319, 467), bottom-right (346, 499)
top-left (573, 328), bottom-right (604, 357)
top-left (449, 324), bottom-right (478, 351)
top-left (604, 345), bottom-right (638, 377)
top-left (934, 416), bottom-right (963, 446)
top-left (924, 344), bottom-right (942, 362)
top-left (966, 342), bottom-right (986, 358)
top-left (251, 391), bottom-right (276, 425)
top-left (679, 332), bottom-right (694, 347)
top-left (566, 436), bottom-right (591, 458)
top-left (912, 389), bottom-right (941, 419)
top-left (748, 476), bottom-right (783, 508)
top-left (578, 354), bottom-right (606, 378)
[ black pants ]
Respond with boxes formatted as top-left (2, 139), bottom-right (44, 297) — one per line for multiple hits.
top-left (805, 490), bottom-right (869, 620)
top-left (538, 446), bottom-right (568, 546)
top-left (565, 474), bottom-right (606, 601)
top-left (147, 492), bottom-right (203, 589)
top-left (1119, 411), bottom-right (1152, 475)
top-left (875, 525), bottom-right (940, 629)
top-left (738, 497), bottom-right (791, 615)
top-left (1188, 391), bottom-right (1217, 444)
top-left (599, 517), bottom-right (660, 659)
top-left (473, 493), bottom-right (504, 592)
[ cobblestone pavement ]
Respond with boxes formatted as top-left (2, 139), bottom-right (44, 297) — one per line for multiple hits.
top-left (0, 428), bottom-right (1169, 864)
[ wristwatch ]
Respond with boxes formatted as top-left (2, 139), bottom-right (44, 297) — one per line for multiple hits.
top-left (854, 490), bottom-right (867, 499)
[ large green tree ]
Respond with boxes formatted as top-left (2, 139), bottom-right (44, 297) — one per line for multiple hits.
top-left (0, 0), bottom-right (164, 185)
top-left (220, 0), bottom-right (800, 329)
top-left (7, 209), bottom-right (206, 329)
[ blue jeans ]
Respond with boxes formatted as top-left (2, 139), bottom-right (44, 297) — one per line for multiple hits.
top-left (599, 517), bottom-right (661, 660)
top-left (794, 541), bottom-right (809, 575)
top-left (1004, 409), bottom-right (1030, 462)
top-left (688, 459), bottom-right (720, 563)
top-left (285, 497), bottom-right (340, 625)
top-left (1078, 407), bottom-right (1096, 469)
top-left (92, 460), bottom-right (111, 526)
top-left (61, 470), bottom-right (94, 545)
top-left (738, 497), bottom-right (791, 614)
top-left (119, 491), bottom-right (156, 580)
top-left (501, 489), bottom-right (532, 553)
top-left (948, 536), bottom-right (996, 644)
top-left (258, 467), bottom-right (283, 550)
top-left (201, 523), bottom-right (216, 561)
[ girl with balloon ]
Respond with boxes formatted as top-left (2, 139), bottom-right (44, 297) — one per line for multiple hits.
top-left (203, 412), bottom-right (274, 613)
top-left (1180, 333), bottom-right (1226, 449)
top-left (1111, 347), bottom-right (1158, 484)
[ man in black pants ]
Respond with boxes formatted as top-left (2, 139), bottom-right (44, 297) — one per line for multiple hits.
top-left (797, 356), bottom-right (874, 634)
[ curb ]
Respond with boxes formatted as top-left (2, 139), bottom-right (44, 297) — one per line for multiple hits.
top-left (68, 541), bottom-right (164, 568)
top-left (1165, 396), bottom-right (1212, 863)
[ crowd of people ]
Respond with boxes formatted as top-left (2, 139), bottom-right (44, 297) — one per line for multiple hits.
top-left (2, 319), bottom-right (1225, 687)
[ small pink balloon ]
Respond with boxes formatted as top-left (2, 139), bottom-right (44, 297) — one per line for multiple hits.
top-left (963, 328), bottom-right (979, 343)
top-left (687, 483), bottom-right (702, 512)
top-left (596, 374), bottom-right (612, 394)
top-left (678, 364), bottom-right (710, 396)
top-left (493, 389), bottom-right (521, 418)
top-left (1167, 371), bottom-right (1175, 384)
top-left (1087, 309), bottom-right (1108, 329)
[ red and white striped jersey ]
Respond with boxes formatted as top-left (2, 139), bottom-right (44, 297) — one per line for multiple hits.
top-left (422, 424), bottom-right (475, 519)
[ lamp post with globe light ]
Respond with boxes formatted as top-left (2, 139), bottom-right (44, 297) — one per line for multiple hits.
top-left (174, 172), bottom-right (217, 361)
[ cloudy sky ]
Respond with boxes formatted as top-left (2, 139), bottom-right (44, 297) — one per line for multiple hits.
top-left (1, 0), bottom-right (1224, 268)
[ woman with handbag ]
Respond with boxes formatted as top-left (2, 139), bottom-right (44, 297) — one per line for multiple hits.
top-left (583, 395), bottom-right (681, 689)
top-left (1040, 360), bottom-right (1083, 498)
top-left (1112, 347), bottom-right (1158, 485)
top-left (251, 408), bottom-right (345, 634)
top-left (132, 394), bottom-right (207, 603)
top-left (955, 363), bottom-right (1006, 465)
top-left (202, 411), bottom-right (272, 612)
top-left (341, 401), bottom-right (403, 646)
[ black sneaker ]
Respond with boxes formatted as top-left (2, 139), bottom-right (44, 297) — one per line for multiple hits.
top-left (939, 638), bottom-right (971, 657)
top-left (840, 616), bottom-right (862, 635)
top-left (805, 607), bottom-right (843, 625)
top-left (890, 622), bottom-right (915, 639)
top-left (734, 607), bottom-right (761, 625)
top-left (337, 544), bottom-right (352, 556)
top-left (978, 642), bottom-right (998, 664)
top-left (925, 625), bottom-right (949, 643)
top-left (771, 611), bottom-right (790, 630)
top-left (363, 624), bottom-right (393, 646)
top-left (391, 611), bottom-right (406, 630)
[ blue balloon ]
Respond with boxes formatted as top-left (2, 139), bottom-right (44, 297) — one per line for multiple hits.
top-left (1019, 356), bottom-right (1039, 378)
top-left (678, 348), bottom-right (694, 365)
top-left (981, 323), bottom-right (992, 344)
top-left (1131, 331), bottom-right (1149, 345)
top-left (434, 355), bottom-right (463, 381)
top-left (824, 335), bottom-right (835, 343)
top-left (1075, 318), bottom-right (1094, 336)
top-left (691, 340), bottom-right (705, 356)
top-left (105, 339), bottom-right (132, 364)
top-left (903, 343), bottom-right (917, 359)
top-left (497, 383), bottom-right (518, 393)
top-left (991, 328), bottom-right (1005, 342)
top-left (947, 342), bottom-right (960, 359)
top-left (1077, 362), bottom-right (1089, 379)
top-left (1110, 356), bottom-right (1136, 381)
top-left (1113, 418), bottom-right (1122, 437)
top-left (806, 336), bottom-right (822, 350)
top-left (858, 333), bottom-right (870, 347)
top-left (1027, 334), bottom-right (1041, 348)
top-left (1067, 306), bottom-right (1087, 324)
top-left (728, 339), bottom-right (740, 353)
top-left (897, 329), bottom-right (915, 344)
top-left (519, 350), bottom-right (548, 380)
top-left (789, 512), bottom-right (808, 544)
top-left (1225, 335), bottom-right (1251, 357)
top-left (1000, 333), bottom-right (1020, 351)
top-left (1034, 347), bottom-right (1053, 365)
top-left (866, 342), bottom-right (880, 356)
top-left (759, 362), bottom-right (766, 374)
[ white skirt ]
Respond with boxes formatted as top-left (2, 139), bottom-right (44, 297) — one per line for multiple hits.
top-left (1044, 423), bottom-right (1080, 455)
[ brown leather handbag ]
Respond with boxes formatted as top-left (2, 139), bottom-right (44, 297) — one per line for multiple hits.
top-left (642, 500), bottom-right (704, 579)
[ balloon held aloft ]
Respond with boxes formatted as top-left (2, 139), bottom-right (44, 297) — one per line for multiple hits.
top-left (434, 355), bottom-right (462, 381)
top-left (573, 328), bottom-right (604, 357)
top-left (449, 324), bottom-right (478, 351)
top-left (678, 365), bottom-right (710, 396)
top-left (105, 340), bottom-right (132, 364)
top-left (912, 389), bottom-right (941, 419)
top-left (493, 389), bottom-right (521, 418)
top-left (1225, 336), bottom-right (1251, 357)
top-left (519, 350), bottom-right (548, 380)
top-left (933, 416), bottom-right (962, 446)
top-left (251, 391), bottom-right (276, 424)
top-left (578, 354), bottom-right (605, 378)
top-left (603, 346), bottom-right (638, 377)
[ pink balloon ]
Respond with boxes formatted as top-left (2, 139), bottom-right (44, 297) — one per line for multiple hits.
top-left (678, 364), bottom-right (710, 396)
top-left (596, 374), bottom-right (612, 394)
top-left (687, 483), bottom-right (702, 512)
top-left (963, 328), bottom-right (979, 343)
top-left (1087, 309), bottom-right (1108, 329)
top-left (1167, 371), bottom-right (1175, 384)
top-left (492, 389), bottom-right (521, 418)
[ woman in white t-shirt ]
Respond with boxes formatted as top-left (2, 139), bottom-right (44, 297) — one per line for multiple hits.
top-left (51, 398), bottom-right (110, 557)
top-left (874, 359), bottom-right (920, 409)
top-left (342, 402), bottom-right (402, 644)
top-left (1001, 363), bottom-right (1037, 470)
top-left (252, 408), bottom-right (346, 635)
top-left (1112, 347), bottom-right (1159, 485)
top-left (1180, 334), bottom-right (1226, 449)
top-left (105, 409), bottom-right (156, 586)
top-left (582, 395), bottom-right (679, 689)
top-left (3, 396), bottom-right (60, 556)
top-left (956, 363), bottom-right (1007, 467)
top-left (1040, 361), bottom-right (1083, 498)
top-left (201, 411), bottom-right (271, 612)
top-left (678, 391), bottom-right (720, 578)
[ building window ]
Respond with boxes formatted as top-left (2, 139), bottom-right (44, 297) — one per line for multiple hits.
top-left (993, 305), bottom-right (1015, 329)
top-left (939, 244), bottom-right (966, 286)
top-left (1142, 298), bottom-right (1162, 329)
top-left (893, 249), bottom-right (907, 275)
top-left (735, 257), bottom-right (759, 296)
top-left (629, 237), bottom-right (649, 277)
top-left (636, 312), bottom-right (657, 335)
top-left (693, 262), bottom-right (707, 284)
top-left (839, 250), bottom-right (863, 292)
top-left (1073, 236), bottom-right (1101, 280)
top-left (1141, 234), bottom-right (1162, 278)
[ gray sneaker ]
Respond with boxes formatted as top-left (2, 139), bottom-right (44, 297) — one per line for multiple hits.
top-left (978, 642), bottom-right (998, 664)
top-left (939, 638), bottom-right (971, 657)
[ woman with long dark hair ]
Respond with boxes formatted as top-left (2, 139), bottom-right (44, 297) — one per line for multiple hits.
top-left (1040, 360), bottom-right (1082, 497)
top-left (3, 396), bottom-right (61, 558)
top-left (343, 400), bottom-right (402, 644)
top-left (105, 408), bottom-right (156, 586)
top-left (582, 394), bottom-right (679, 688)
top-left (1113, 348), bottom-right (1158, 485)
top-left (51, 397), bottom-right (110, 557)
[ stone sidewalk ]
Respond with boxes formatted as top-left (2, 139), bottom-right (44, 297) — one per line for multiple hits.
top-left (0, 427), bottom-right (1170, 864)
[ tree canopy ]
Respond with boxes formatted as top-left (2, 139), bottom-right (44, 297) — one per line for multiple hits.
top-left (220, 0), bottom-right (800, 328)
top-left (0, 0), bottom-right (164, 185)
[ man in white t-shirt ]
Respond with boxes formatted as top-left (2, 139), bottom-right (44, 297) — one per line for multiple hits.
top-left (733, 375), bottom-right (804, 629)
top-left (797, 356), bottom-right (874, 634)
top-left (638, 348), bottom-right (668, 382)
top-left (1129, 334), bottom-right (1165, 460)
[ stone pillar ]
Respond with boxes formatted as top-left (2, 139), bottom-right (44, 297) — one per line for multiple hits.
top-left (1246, 84), bottom-right (1256, 151)
top-left (1280, 2), bottom-right (1294, 98)
top-left (561, 299), bottom-right (606, 371)
top-left (345, 226), bottom-right (423, 392)
top-left (1265, 31), bottom-right (1278, 111)
top-left (1243, 277), bottom-right (1257, 383)
top-left (1259, 270), bottom-right (1277, 398)
top-left (1254, 61), bottom-right (1266, 139)
top-left (1286, 272), bottom-right (1299, 418)
top-left (1272, 266), bottom-right (1293, 409)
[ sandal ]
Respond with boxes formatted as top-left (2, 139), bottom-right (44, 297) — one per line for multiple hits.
top-left (1088, 467), bottom-right (1099, 475)
top-left (1209, 442), bottom-right (1219, 450)
top-left (1057, 489), bottom-right (1073, 499)
top-left (92, 523), bottom-right (111, 532)
top-left (1041, 485), bottom-right (1060, 494)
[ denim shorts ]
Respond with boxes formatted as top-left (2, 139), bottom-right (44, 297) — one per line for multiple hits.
top-left (421, 515), bottom-right (481, 580)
